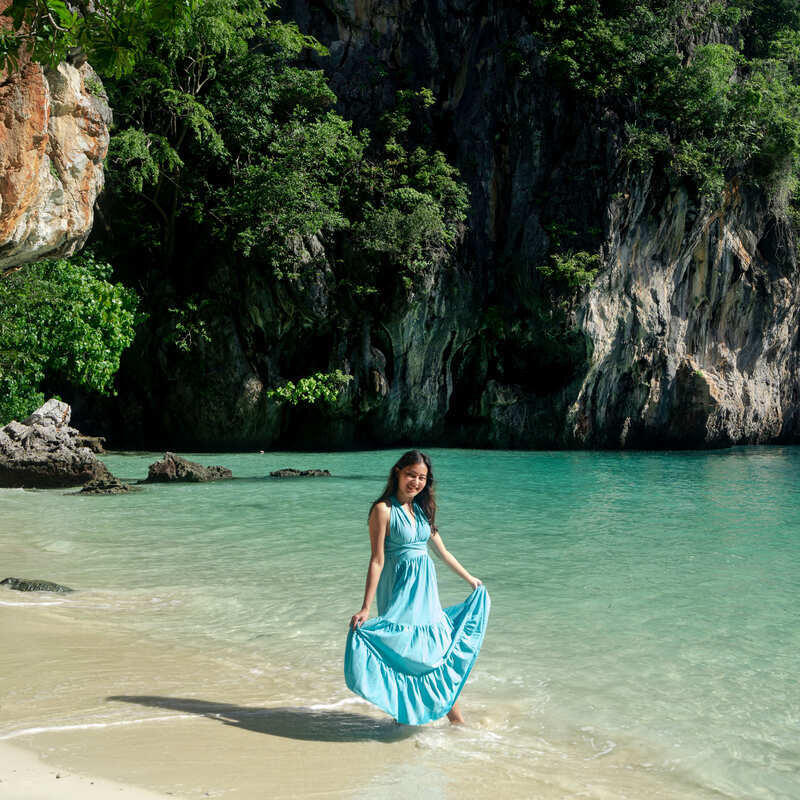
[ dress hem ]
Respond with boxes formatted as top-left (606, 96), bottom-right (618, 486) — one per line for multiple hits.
top-left (344, 585), bottom-right (490, 726)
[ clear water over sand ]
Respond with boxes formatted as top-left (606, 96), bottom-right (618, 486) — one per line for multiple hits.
top-left (1, 447), bottom-right (798, 799)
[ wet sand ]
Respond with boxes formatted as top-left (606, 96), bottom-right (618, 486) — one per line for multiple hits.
top-left (1, 603), bottom-right (406, 799)
top-left (0, 742), bottom-right (175, 800)
top-left (1, 602), bottom-right (721, 800)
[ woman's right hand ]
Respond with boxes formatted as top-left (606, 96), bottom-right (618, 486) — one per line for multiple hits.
top-left (466, 575), bottom-right (482, 590)
top-left (350, 608), bottom-right (369, 630)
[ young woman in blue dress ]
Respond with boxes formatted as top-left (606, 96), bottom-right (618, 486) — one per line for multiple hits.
top-left (346, 450), bottom-right (489, 725)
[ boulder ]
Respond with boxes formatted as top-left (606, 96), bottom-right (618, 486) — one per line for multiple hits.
top-left (0, 399), bottom-right (113, 488)
top-left (142, 452), bottom-right (233, 483)
top-left (23, 398), bottom-right (71, 428)
top-left (77, 475), bottom-right (133, 494)
top-left (1, 577), bottom-right (74, 593)
top-left (270, 468), bottom-right (331, 478)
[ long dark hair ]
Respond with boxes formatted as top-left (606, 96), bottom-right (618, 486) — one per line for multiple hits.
top-left (371, 450), bottom-right (437, 531)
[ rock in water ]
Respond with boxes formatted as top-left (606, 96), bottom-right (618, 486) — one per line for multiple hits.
top-left (1, 577), bottom-right (74, 593)
top-left (0, 399), bottom-right (113, 488)
top-left (78, 475), bottom-right (132, 494)
top-left (143, 452), bottom-right (233, 483)
top-left (270, 468), bottom-right (331, 478)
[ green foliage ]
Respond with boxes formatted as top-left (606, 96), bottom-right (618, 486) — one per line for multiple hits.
top-left (0, 0), bottom-right (199, 77)
top-left (352, 94), bottom-right (470, 282)
top-left (101, 0), bottom-right (316, 263)
top-left (84, 76), bottom-right (105, 96)
top-left (525, 1), bottom-right (800, 197)
top-left (167, 299), bottom-right (212, 353)
top-left (267, 369), bottom-right (353, 405)
top-left (108, 128), bottom-right (183, 194)
top-left (538, 250), bottom-right (602, 292)
top-left (99, 3), bottom-right (469, 300)
top-left (0, 253), bottom-right (141, 424)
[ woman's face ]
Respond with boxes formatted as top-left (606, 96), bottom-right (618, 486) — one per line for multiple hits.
top-left (396, 462), bottom-right (428, 499)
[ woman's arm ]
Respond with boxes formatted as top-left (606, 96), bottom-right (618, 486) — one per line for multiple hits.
top-left (428, 529), bottom-right (482, 590)
top-left (350, 502), bottom-right (389, 629)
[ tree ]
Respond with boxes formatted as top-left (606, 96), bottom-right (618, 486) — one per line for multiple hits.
top-left (0, 0), bottom-right (197, 77)
top-left (0, 253), bottom-right (141, 423)
top-left (524, 0), bottom-right (800, 197)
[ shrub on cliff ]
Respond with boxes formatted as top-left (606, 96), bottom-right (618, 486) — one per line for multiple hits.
top-left (526, 0), bottom-right (800, 198)
top-left (0, 0), bottom-right (196, 77)
top-left (0, 254), bottom-right (140, 424)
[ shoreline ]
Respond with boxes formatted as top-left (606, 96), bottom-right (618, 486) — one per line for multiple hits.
top-left (0, 602), bottom-right (394, 799)
top-left (1, 601), bottom-right (726, 800)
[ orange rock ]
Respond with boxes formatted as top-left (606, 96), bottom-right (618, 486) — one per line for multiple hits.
top-left (0, 58), bottom-right (110, 274)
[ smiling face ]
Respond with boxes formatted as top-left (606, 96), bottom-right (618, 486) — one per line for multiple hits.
top-left (395, 462), bottom-right (428, 502)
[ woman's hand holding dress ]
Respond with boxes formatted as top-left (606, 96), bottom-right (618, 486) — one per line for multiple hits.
top-left (351, 608), bottom-right (369, 629)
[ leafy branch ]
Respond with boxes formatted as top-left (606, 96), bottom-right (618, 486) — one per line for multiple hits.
top-left (267, 370), bottom-right (353, 405)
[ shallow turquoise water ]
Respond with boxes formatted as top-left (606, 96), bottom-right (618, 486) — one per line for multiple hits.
top-left (2, 447), bottom-right (799, 798)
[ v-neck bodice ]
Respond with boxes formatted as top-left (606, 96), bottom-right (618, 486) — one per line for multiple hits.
top-left (386, 496), bottom-right (430, 554)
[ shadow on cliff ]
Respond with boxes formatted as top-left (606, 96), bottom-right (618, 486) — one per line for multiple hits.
top-left (107, 695), bottom-right (415, 743)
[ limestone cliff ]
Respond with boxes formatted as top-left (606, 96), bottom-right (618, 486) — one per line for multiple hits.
top-left (270, 0), bottom-right (800, 449)
top-left (570, 180), bottom-right (800, 447)
top-left (104, 0), bottom-right (800, 449)
top-left (0, 60), bottom-right (110, 274)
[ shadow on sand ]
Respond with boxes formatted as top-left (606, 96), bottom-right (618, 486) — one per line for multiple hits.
top-left (107, 695), bottom-right (416, 743)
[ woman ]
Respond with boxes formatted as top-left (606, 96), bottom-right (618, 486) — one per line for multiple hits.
top-left (344, 450), bottom-right (490, 725)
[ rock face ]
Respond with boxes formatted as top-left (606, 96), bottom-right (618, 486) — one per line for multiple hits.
top-left (0, 59), bottom-right (111, 274)
top-left (1, 577), bottom-right (73, 592)
top-left (278, 1), bottom-right (800, 449)
top-left (142, 452), bottom-right (233, 483)
top-left (567, 182), bottom-right (800, 447)
top-left (270, 468), bottom-right (331, 478)
top-left (0, 399), bottom-right (112, 487)
top-left (104, 1), bottom-right (800, 450)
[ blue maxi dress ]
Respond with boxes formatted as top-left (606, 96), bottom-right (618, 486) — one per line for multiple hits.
top-left (344, 496), bottom-right (490, 725)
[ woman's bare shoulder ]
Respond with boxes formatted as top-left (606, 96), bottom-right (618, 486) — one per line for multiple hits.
top-left (369, 499), bottom-right (391, 520)
top-left (369, 500), bottom-right (391, 523)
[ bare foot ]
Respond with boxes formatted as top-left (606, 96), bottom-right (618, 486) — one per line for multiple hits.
top-left (447, 701), bottom-right (465, 724)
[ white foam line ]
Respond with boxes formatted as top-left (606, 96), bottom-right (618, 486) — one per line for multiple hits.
top-left (0, 600), bottom-right (66, 606)
top-left (0, 713), bottom-right (193, 741)
top-left (307, 697), bottom-right (370, 711)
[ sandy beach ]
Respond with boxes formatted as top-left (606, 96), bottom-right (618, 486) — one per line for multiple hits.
top-left (0, 599), bottom-right (703, 800)
top-left (0, 742), bottom-right (176, 800)
top-left (1, 603), bottom-right (414, 800)
top-left (1, 601), bottom-right (537, 800)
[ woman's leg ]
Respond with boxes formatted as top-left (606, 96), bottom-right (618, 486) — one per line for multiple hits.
top-left (446, 700), bottom-right (464, 724)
